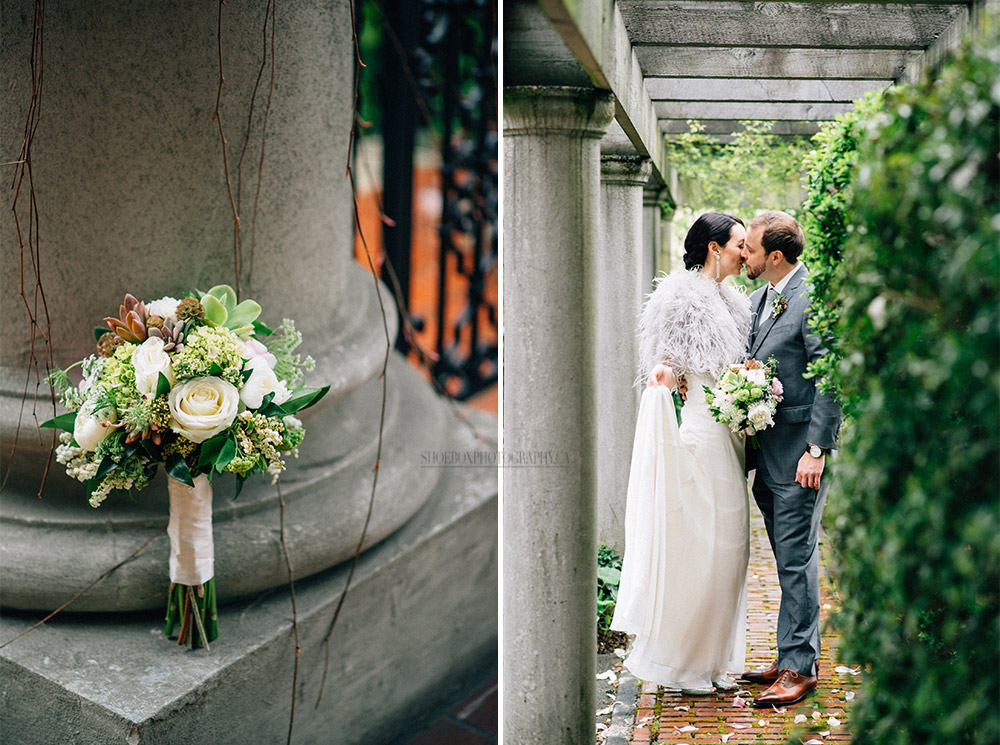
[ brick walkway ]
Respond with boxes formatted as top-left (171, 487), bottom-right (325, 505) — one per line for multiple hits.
top-left (598, 501), bottom-right (862, 744)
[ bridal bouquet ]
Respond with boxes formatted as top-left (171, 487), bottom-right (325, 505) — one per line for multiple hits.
top-left (703, 358), bottom-right (783, 447)
top-left (43, 285), bottom-right (328, 649)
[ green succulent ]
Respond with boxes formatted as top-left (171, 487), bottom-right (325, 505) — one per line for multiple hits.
top-left (199, 285), bottom-right (261, 339)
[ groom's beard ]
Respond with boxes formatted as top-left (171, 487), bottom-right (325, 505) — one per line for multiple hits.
top-left (745, 263), bottom-right (764, 280)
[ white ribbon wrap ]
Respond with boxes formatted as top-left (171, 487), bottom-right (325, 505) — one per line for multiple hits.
top-left (167, 474), bottom-right (215, 586)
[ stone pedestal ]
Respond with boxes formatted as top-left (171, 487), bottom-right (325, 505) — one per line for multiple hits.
top-left (597, 155), bottom-right (652, 553)
top-left (503, 85), bottom-right (614, 745)
top-left (1, 377), bottom-right (498, 745)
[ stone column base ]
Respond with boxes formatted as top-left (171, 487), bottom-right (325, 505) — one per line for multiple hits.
top-left (1, 409), bottom-right (497, 745)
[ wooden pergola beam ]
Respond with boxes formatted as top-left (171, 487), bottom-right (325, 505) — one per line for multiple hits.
top-left (636, 46), bottom-right (923, 78)
top-left (646, 78), bottom-right (890, 102)
top-left (660, 119), bottom-right (823, 135)
top-left (654, 100), bottom-right (854, 119)
top-left (620, 1), bottom-right (968, 49)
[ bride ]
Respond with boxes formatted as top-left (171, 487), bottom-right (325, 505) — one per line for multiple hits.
top-left (611, 212), bottom-right (752, 695)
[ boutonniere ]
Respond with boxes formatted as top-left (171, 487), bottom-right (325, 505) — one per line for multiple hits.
top-left (770, 294), bottom-right (788, 319)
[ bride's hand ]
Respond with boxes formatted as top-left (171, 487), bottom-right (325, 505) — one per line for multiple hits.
top-left (647, 364), bottom-right (677, 390)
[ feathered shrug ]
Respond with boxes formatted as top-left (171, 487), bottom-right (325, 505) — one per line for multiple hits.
top-left (638, 269), bottom-right (752, 384)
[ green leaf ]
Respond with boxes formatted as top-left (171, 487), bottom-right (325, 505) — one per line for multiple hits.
top-left (197, 432), bottom-right (231, 469)
top-left (208, 362), bottom-right (225, 376)
top-left (165, 454), bottom-right (195, 487)
top-left (201, 294), bottom-right (227, 326)
top-left (241, 367), bottom-right (254, 383)
top-left (597, 566), bottom-right (621, 586)
top-left (252, 320), bottom-right (274, 337)
top-left (95, 456), bottom-right (119, 481)
top-left (155, 372), bottom-right (172, 398)
top-left (205, 284), bottom-right (238, 310)
top-left (93, 326), bottom-right (110, 342)
top-left (278, 385), bottom-right (330, 415)
top-left (233, 474), bottom-right (247, 500)
top-left (213, 437), bottom-right (237, 473)
top-left (257, 392), bottom-right (282, 417)
top-left (40, 411), bottom-right (77, 432)
top-left (227, 299), bottom-right (262, 329)
top-left (122, 440), bottom-right (144, 460)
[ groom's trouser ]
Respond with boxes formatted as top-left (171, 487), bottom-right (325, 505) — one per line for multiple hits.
top-left (752, 457), bottom-right (827, 677)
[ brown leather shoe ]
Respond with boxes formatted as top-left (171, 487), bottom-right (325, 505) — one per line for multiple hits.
top-left (752, 669), bottom-right (817, 707)
top-left (741, 659), bottom-right (820, 684)
top-left (740, 659), bottom-right (780, 684)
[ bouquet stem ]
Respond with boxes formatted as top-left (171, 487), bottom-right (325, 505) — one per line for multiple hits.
top-left (165, 578), bottom-right (218, 649)
top-left (165, 473), bottom-right (217, 649)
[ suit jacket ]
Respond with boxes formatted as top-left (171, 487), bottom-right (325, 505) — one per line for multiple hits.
top-left (747, 265), bottom-right (842, 482)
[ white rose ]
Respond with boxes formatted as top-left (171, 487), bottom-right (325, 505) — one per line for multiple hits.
top-left (147, 296), bottom-right (181, 325)
top-left (74, 402), bottom-right (117, 451)
top-left (132, 337), bottom-right (175, 397)
top-left (744, 368), bottom-right (767, 386)
top-left (169, 377), bottom-right (240, 443)
top-left (240, 356), bottom-right (291, 410)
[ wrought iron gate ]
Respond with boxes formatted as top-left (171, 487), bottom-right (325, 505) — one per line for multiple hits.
top-left (376, 0), bottom-right (498, 401)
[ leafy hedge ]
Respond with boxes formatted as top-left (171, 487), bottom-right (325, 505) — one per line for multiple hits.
top-left (814, 21), bottom-right (999, 745)
top-left (800, 91), bottom-right (884, 410)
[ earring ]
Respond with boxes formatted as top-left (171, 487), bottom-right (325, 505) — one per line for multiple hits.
top-left (715, 252), bottom-right (721, 280)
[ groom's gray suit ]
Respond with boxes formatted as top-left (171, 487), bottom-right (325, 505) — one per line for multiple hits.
top-left (747, 263), bottom-right (841, 677)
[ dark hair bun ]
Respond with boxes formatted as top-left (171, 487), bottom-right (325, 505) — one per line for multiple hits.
top-left (683, 213), bottom-right (744, 270)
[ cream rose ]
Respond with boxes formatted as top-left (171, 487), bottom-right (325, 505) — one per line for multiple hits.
top-left (74, 402), bottom-right (117, 451)
top-left (240, 356), bottom-right (291, 410)
top-left (168, 377), bottom-right (240, 443)
top-left (132, 336), bottom-right (175, 397)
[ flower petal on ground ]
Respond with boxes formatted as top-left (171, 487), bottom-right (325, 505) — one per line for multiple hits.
top-left (794, 714), bottom-right (807, 723)
top-left (834, 666), bottom-right (861, 675)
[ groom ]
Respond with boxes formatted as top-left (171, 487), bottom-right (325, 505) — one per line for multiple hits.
top-left (739, 211), bottom-right (842, 707)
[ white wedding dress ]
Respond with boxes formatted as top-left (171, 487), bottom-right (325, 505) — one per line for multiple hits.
top-left (611, 269), bottom-right (751, 691)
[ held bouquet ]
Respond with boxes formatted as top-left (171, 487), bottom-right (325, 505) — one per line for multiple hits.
top-left (703, 358), bottom-right (783, 448)
top-left (43, 285), bottom-right (328, 649)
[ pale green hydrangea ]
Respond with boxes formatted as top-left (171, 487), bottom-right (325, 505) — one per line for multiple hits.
top-left (171, 326), bottom-right (246, 381)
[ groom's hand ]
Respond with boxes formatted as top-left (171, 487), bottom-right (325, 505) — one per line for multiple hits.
top-left (795, 451), bottom-right (825, 491)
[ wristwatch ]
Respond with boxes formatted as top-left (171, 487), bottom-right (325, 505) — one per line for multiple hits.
top-left (807, 444), bottom-right (825, 458)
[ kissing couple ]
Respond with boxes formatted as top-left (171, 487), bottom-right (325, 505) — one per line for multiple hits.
top-left (611, 210), bottom-right (842, 707)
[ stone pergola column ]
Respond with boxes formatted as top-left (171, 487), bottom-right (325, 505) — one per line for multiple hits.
top-left (503, 85), bottom-right (614, 745)
top-left (644, 184), bottom-right (670, 281)
top-left (597, 155), bottom-right (652, 553)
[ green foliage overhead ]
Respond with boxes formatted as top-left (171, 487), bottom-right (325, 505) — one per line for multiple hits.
top-left (823, 24), bottom-right (999, 745)
top-left (666, 121), bottom-right (810, 291)
top-left (668, 121), bottom-right (809, 213)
